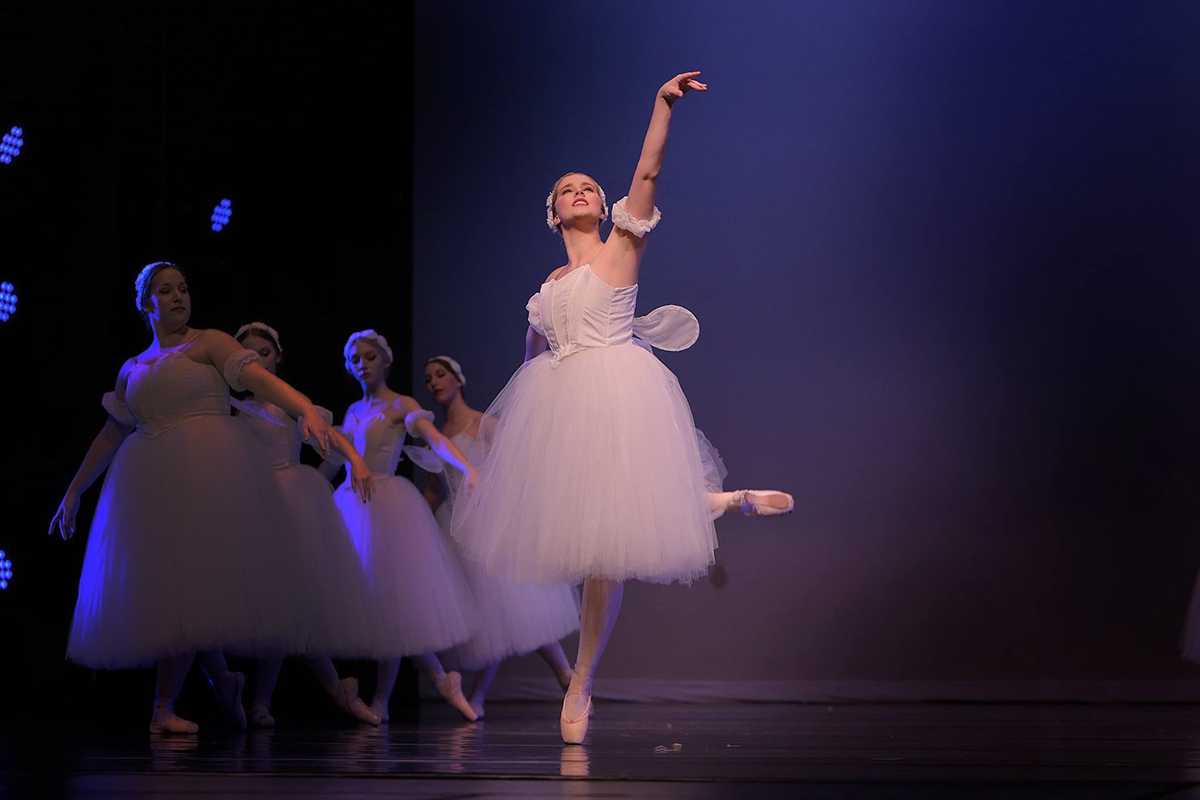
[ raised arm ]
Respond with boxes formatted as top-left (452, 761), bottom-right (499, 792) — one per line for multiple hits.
top-left (200, 329), bottom-right (334, 455)
top-left (596, 71), bottom-right (707, 287)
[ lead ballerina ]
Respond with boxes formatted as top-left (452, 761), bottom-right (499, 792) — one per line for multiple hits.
top-left (451, 71), bottom-right (793, 744)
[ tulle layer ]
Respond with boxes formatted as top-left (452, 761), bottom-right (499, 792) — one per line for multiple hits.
top-left (334, 475), bottom-right (476, 655)
top-left (272, 464), bottom-right (383, 658)
top-left (451, 343), bottom-right (718, 585)
top-left (67, 417), bottom-right (325, 668)
top-left (435, 504), bottom-right (579, 669)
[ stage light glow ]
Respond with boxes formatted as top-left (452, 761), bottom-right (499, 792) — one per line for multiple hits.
top-left (0, 127), bottom-right (24, 164)
top-left (0, 281), bottom-right (17, 322)
top-left (210, 198), bottom-right (232, 231)
top-left (0, 549), bottom-right (11, 590)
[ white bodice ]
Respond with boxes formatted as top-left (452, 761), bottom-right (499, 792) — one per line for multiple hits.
top-left (339, 402), bottom-right (410, 477)
top-left (526, 265), bottom-right (637, 364)
top-left (235, 400), bottom-right (333, 470)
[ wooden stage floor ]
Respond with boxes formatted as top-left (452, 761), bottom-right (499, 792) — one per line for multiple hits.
top-left (4, 702), bottom-right (1200, 798)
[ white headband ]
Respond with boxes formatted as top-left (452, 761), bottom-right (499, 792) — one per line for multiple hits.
top-left (235, 321), bottom-right (283, 355)
top-left (344, 329), bottom-right (394, 371)
top-left (545, 177), bottom-right (608, 234)
top-left (427, 355), bottom-right (466, 387)
top-left (134, 261), bottom-right (176, 311)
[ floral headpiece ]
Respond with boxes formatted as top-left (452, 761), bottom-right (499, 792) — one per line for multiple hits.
top-left (235, 321), bottom-right (283, 356)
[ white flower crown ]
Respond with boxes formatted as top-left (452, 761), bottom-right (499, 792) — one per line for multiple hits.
top-left (235, 321), bottom-right (283, 355)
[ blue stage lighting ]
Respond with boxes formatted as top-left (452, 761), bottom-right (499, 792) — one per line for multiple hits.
top-left (0, 127), bottom-right (24, 164)
top-left (0, 549), bottom-right (11, 590)
top-left (0, 282), bottom-right (17, 322)
top-left (210, 198), bottom-right (232, 231)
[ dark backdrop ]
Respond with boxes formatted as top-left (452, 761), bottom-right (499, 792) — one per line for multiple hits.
top-left (0, 1), bottom-right (416, 726)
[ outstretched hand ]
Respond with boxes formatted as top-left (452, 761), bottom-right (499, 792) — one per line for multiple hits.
top-left (49, 491), bottom-right (80, 540)
top-left (299, 409), bottom-right (334, 458)
top-left (659, 71), bottom-right (707, 105)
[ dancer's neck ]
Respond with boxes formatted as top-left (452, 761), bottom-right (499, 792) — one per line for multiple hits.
top-left (561, 226), bottom-right (604, 271)
top-left (442, 393), bottom-right (475, 429)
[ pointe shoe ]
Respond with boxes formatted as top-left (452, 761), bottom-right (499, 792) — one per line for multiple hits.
top-left (149, 704), bottom-right (199, 734)
top-left (333, 677), bottom-right (382, 726)
top-left (735, 489), bottom-right (794, 517)
top-left (368, 700), bottom-right (390, 724)
top-left (433, 671), bottom-right (478, 722)
top-left (560, 691), bottom-right (592, 745)
top-left (468, 696), bottom-right (486, 721)
top-left (211, 671), bottom-right (247, 731)
top-left (249, 704), bottom-right (275, 728)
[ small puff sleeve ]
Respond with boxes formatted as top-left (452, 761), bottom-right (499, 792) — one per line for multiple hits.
top-left (222, 349), bottom-right (263, 392)
top-left (101, 392), bottom-right (136, 427)
top-left (101, 359), bottom-right (137, 427)
top-left (526, 292), bottom-right (544, 335)
top-left (404, 409), bottom-right (435, 439)
top-left (610, 196), bottom-right (661, 238)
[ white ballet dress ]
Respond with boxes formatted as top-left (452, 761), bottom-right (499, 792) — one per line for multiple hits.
top-left (232, 399), bottom-right (381, 658)
top-left (451, 198), bottom-right (719, 585)
top-left (331, 401), bottom-right (477, 656)
top-left (433, 430), bottom-right (579, 669)
top-left (67, 347), bottom-right (323, 668)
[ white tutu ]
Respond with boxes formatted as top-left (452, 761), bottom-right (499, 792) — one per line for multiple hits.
top-left (68, 350), bottom-right (324, 668)
top-left (432, 431), bottom-right (579, 669)
top-left (233, 400), bottom-right (382, 659)
top-left (335, 476), bottom-right (477, 656)
top-left (452, 341), bottom-right (718, 586)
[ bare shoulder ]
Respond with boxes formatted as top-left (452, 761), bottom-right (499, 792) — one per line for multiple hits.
top-left (545, 265), bottom-right (568, 283)
top-left (387, 393), bottom-right (423, 423)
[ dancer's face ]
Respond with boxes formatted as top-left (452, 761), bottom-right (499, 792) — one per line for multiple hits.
top-left (553, 173), bottom-right (604, 232)
top-left (424, 362), bottom-right (461, 407)
top-left (143, 268), bottom-right (191, 326)
top-left (349, 341), bottom-right (388, 389)
top-left (240, 334), bottom-right (280, 375)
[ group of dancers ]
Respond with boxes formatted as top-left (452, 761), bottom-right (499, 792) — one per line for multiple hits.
top-left (49, 71), bottom-right (794, 744)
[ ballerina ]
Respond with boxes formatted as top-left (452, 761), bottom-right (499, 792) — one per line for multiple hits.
top-left (319, 329), bottom-right (482, 722)
top-left (50, 261), bottom-right (336, 734)
top-left (451, 72), bottom-right (793, 744)
top-left (231, 321), bottom-right (384, 727)
top-left (422, 355), bottom-right (579, 720)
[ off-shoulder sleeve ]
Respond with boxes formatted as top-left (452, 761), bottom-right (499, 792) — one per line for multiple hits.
top-left (610, 196), bottom-right (661, 238)
top-left (222, 349), bottom-right (263, 392)
top-left (404, 409), bottom-right (435, 439)
top-left (526, 292), bottom-right (544, 334)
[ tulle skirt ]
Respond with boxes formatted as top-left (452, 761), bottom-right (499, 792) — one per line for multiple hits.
top-left (451, 343), bottom-right (719, 585)
top-left (334, 474), bottom-right (476, 656)
top-left (67, 416), bottom-right (325, 668)
top-left (435, 503), bottom-right (579, 669)
top-left (271, 463), bottom-right (382, 658)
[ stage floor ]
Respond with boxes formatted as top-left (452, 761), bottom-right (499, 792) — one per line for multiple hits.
top-left (3, 702), bottom-right (1200, 798)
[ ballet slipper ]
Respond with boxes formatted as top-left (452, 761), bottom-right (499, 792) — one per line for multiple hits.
top-left (149, 703), bottom-right (199, 734)
top-left (249, 703), bottom-right (275, 728)
top-left (560, 690), bottom-right (592, 745)
top-left (333, 677), bottom-right (382, 726)
top-left (433, 671), bottom-right (478, 722)
top-left (468, 695), bottom-right (486, 721)
top-left (735, 489), bottom-right (794, 517)
top-left (210, 670), bottom-right (247, 730)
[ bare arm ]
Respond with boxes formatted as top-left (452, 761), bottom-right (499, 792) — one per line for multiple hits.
top-left (594, 71), bottom-right (707, 288)
top-left (525, 325), bottom-right (549, 362)
top-left (49, 416), bottom-right (134, 539)
top-left (200, 329), bottom-right (333, 454)
top-left (397, 397), bottom-right (480, 494)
